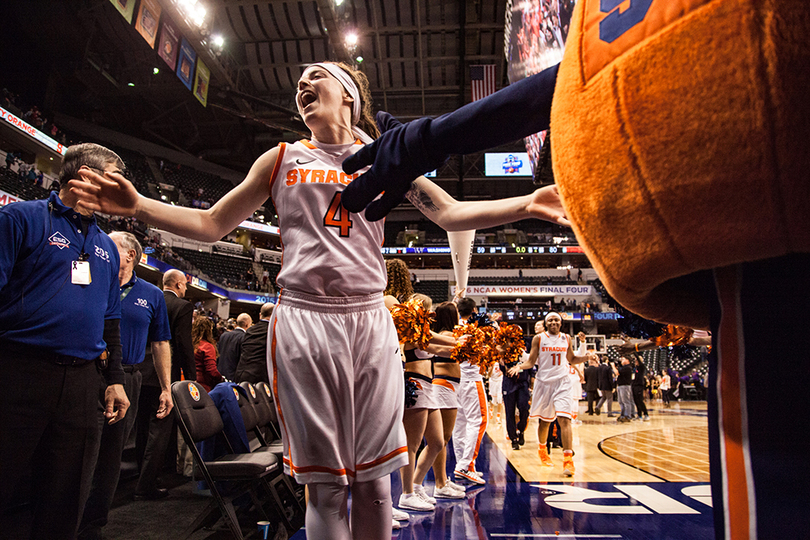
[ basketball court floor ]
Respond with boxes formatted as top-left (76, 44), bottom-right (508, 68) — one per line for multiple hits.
top-left (292, 400), bottom-right (714, 539)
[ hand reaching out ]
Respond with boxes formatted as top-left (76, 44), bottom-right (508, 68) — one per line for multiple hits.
top-left (68, 168), bottom-right (140, 217)
top-left (527, 185), bottom-right (570, 227)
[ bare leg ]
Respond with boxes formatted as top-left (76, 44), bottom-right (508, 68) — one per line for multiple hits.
top-left (537, 419), bottom-right (551, 444)
top-left (432, 409), bottom-right (457, 488)
top-left (399, 408), bottom-right (427, 494)
top-left (413, 409), bottom-right (445, 485)
top-left (558, 416), bottom-right (573, 451)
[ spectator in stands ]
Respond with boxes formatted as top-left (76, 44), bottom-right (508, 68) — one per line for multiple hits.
top-left (79, 232), bottom-right (172, 539)
top-left (192, 317), bottom-right (222, 392)
top-left (217, 312), bottom-right (252, 380)
top-left (234, 303), bottom-right (274, 384)
top-left (4, 151), bottom-right (14, 170)
top-left (0, 143), bottom-right (129, 538)
top-left (69, 60), bottom-right (568, 539)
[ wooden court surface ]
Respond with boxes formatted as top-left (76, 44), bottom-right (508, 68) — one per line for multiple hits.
top-left (486, 400), bottom-right (709, 483)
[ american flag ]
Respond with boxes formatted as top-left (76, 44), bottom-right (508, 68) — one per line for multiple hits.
top-left (470, 64), bottom-right (496, 102)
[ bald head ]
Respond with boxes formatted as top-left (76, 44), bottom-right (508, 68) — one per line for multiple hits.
top-left (260, 303), bottom-right (274, 320)
top-left (163, 269), bottom-right (188, 298)
top-left (236, 313), bottom-right (252, 329)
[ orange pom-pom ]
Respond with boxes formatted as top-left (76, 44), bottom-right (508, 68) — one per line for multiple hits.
top-left (390, 298), bottom-right (435, 349)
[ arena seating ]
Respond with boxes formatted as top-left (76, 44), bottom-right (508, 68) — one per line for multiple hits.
top-left (413, 280), bottom-right (449, 305)
top-left (174, 247), bottom-right (255, 290)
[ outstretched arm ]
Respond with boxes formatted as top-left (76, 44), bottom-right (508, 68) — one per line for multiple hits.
top-left (341, 63), bottom-right (559, 220)
top-left (405, 176), bottom-right (569, 231)
top-left (69, 147), bottom-right (280, 242)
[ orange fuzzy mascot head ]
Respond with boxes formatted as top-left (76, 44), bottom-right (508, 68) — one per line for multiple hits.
top-left (551, 0), bottom-right (810, 329)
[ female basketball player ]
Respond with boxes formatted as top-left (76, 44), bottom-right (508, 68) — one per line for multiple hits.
top-left (70, 61), bottom-right (568, 539)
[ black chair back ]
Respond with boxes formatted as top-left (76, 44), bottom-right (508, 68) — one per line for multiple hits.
top-left (172, 380), bottom-right (224, 441)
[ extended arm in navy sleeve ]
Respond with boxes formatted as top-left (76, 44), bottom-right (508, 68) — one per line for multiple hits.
top-left (341, 63), bottom-right (559, 221)
top-left (0, 209), bottom-right (23, 292)
top-left (103, 318), bottom-right (125, 386)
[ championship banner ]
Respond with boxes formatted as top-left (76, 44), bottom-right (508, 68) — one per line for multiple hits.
top-left (448, 230), bottom-right (475, 298)
top-left (135, 0), bottom-right (162, 49)
top-left (158, 18), bottom-right (180, 70)
top-left (176, 38), bottom-right (197, 91)
top-left (109, 0), bottom-right (135, 24)
top-left (450, 284), bottom-right (594, 297)
top-left (193, 59), bottom-right (210, 107)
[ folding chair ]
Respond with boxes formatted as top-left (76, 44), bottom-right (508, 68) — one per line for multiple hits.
top-left (252, 381), bottom-right (282, 441)
top-left (171, 380), bottom-right (280, 539)
top-left (235, 383), bottom-right (305, 526)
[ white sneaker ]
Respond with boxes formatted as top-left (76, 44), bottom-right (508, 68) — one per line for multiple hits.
top-left (413, 484), bottom-right (437, 504)
top-left (398, 492), bottom-right (434, 512)
top-left (434, 484), bottom-right (465, 499)
top-left (392, 508), bottom-right (410, 521)
top-left (446, 480), bottom-right (466, 492)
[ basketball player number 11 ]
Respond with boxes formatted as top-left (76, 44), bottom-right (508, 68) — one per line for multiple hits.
top-left (552, 353), bottom-right (562, 366)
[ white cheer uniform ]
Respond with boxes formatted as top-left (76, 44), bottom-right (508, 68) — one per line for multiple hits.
top-left (529, 332), bottom-right (574, 422)
top-left (453, 358), bottom-right (488, 473)
top-left (267, 139), bottom-right (407, 485)
top-left (489, 363), bottom-right (504, 405)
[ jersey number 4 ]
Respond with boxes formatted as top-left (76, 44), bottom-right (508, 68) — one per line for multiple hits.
top-left (552, 353), bottom-right (562, 366)
top-left (324, 192), bottom-right (353, 237)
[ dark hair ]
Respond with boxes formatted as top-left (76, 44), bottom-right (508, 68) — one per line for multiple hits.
top-left (456, 297), bottom-right (476, 318)
top-left (329, 62), bottom-right (380, 139)
top-left (58, 143), bottom-right (125, 185)
top-left (433, 302), bottom-right (459, 333)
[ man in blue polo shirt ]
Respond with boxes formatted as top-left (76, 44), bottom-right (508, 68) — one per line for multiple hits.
top-left (79, 231), bottom-right (172, 539)
top-left (0, 143), bottom-right (129, 539)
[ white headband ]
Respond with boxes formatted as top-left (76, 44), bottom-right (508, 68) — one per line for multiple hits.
top-left (545, 312), bottom-right (561, 323)
top-left (300, 63), bottom-right (373, 144)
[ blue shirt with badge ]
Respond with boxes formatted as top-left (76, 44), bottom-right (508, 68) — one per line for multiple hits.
top-left (0, 192), bottom-right (121, 360)
top-left (119, 274), bottom-right (172, 365)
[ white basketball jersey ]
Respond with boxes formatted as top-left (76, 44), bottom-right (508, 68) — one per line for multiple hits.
top-left (269, 139), bottom-right (387, 297)
top-left (536, 332), bottom-right (570, 382)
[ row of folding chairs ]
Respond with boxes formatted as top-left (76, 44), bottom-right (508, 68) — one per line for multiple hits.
top-left (171, 380), bottom-right (305, 539)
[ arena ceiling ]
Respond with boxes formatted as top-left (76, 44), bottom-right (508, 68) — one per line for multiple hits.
top-left (2, 0), bottom-right (521, 181)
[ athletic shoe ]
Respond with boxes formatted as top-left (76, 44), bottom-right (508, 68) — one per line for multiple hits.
top-left (434, 484), bottom-right (465, 499)
top-left (518, 431), bottom-right (525, 446)
top-left (392, 508), bottom-right (410, 521)
top-left (398, 492), bottom-right (434, 512)
top-left (446, 480), bottom-right (466, 492)
top-left (537, 447), bottom-right (554, 467)
top-left (511, 440), bottom-right (520, 450)
top-left (643, 415), bottom-right (650, 421)
top-left (563, 457), bottom-right (575, 477)
top-left (454, 469), bottom-right (485, 485)
top-left (413, 484), bottom-right (436, 505)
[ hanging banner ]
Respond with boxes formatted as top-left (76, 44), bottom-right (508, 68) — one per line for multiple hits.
top-left (135, 0), bottom-right (162, 49)
top-left (157, 18), bottom-right (180, 70)
top-left (176, 38), bottom-right (197, 91)
top-left (109, 0), bottom-right (136, 24)
top-left (193, 59), bottom-right (210, 107)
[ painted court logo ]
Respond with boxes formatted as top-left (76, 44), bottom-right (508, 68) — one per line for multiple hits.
top-left (48, 231), bottom-right (70, 250)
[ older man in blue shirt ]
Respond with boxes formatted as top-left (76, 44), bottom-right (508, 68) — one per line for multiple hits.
top-left (79, 231), bottom-right (172, 539)
top-left (0, 143), bottom-right (129, 539)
